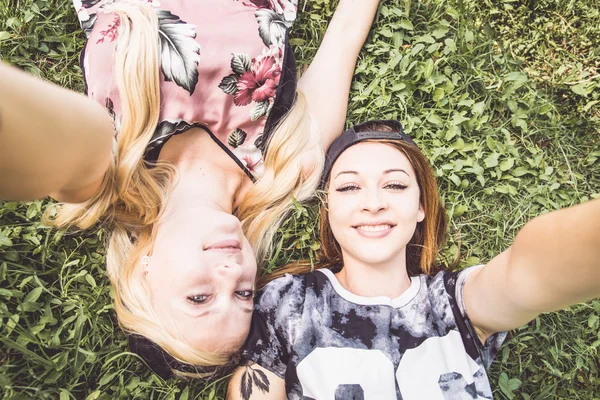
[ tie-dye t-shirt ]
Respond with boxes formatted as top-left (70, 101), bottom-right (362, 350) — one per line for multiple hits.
top-left (242, 266), bottom-right (507, 400)
top-left (73, 0), bottom-right (298, 180)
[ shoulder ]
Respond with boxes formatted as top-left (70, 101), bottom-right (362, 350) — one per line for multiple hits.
top-left (420, 267), bottom-right (483, 330)
top-left (256, 270), bottom-right (331, 311)
top-left (257, 273), bottom-right (306, 308)
top-left (425, 266), bottom-right (507, 367)
top-left (255, 272), bottom-right (308, 315)
top-left (243, 271), bottom-right (325, 376)
top-left (424, 266), bottom-right (482, 298)
top-left (421, 266), bottom-right (485, 320)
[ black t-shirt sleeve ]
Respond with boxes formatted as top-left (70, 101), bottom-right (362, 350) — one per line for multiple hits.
top-left (241, 274), bottom-right (303, 378)
top-left (443, 266), bottom-right (507, 369)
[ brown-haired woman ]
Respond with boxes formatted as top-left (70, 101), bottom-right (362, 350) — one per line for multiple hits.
top-left (228, 120), bottom-right (600, 399)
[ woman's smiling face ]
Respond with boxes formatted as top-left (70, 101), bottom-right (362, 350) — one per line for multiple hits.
top-left (144, 207), bottom-right (257, 353)
top-left (326, 141), bottom-right (424, 267)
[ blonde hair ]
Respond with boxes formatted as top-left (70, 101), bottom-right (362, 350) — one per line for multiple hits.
top-left (238, 90), bottom-right (323, 264)
top-left (46, 3), bottom-right (323, 375)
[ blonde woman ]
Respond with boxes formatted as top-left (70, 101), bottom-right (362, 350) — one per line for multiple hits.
top-left (0, 0), bottom-right (381, 378)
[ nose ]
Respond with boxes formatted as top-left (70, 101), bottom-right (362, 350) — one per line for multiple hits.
top-left (215, 262), bottom-right (244, 281)
top-left (361, 187), bottom-right (387, 213)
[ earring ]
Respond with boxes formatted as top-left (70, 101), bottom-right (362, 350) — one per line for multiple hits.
top-left (141, 255), bottom-right (150, 274)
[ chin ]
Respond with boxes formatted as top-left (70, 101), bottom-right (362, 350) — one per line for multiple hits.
top-left (349, 251), bottom-right (399, 266)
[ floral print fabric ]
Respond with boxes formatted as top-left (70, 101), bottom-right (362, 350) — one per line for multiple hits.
top-left (73, 0), bottom-right (298, 179)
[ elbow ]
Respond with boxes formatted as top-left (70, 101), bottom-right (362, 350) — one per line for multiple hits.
top-left (53, 152), bottom-right (114, 204)
top-left (56, 111), bottom-right (114, 203)
top-left (50, 174), bottom-right (106, 204)
top-left (53, 147), bottom-right (114, 205)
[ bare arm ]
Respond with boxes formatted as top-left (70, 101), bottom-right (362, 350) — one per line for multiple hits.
top-left (0, 62), bottom-right (113, 203)
top-left (464, 198), bottom-right (600, 341)
top-left (227, 363), bottom-right (286, 400)
top-left (298, 0), bottom-right (381, 151)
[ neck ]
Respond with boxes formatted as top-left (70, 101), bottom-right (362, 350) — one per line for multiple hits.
top-left (335, 251), bottom-right (412, 298)
top-left (158, 128), bottom-right (249, 218)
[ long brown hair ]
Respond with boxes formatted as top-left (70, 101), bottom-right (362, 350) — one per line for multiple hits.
top-left (261, 122), bottom-right (448, 288)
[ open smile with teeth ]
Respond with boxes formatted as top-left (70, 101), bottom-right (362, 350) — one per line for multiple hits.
top-left (354, 224), bottom-right (394, 232)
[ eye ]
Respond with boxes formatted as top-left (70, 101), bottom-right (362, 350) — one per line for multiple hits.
top-left (187, 294), bottom-right (210, 305)
top-left (336, 183), bottom-right (360, 192)
top-left (385, 182), bottom-right (408, 190)
top-left (235, 290), bottom-right (254, 300)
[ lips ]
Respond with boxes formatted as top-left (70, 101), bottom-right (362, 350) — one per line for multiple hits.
top-left (352, 222), bottom-right (396, 238)
top-left (204, 239), bottom-right (242, 253)
top-left (355, 224), bottom-right (393, 232)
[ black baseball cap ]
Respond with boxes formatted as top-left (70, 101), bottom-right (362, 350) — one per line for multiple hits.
top-left (320, 120), bottom-right (418, 188)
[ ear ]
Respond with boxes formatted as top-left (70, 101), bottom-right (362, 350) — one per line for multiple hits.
top-left (417, 202), bottom-right (425, 223)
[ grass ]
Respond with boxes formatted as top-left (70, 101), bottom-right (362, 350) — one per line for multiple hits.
top-left (1, 0), bottom-right (600, 398)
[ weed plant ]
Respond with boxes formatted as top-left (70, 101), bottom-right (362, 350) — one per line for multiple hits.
top-left (1, 0), bottom-right (599, 398)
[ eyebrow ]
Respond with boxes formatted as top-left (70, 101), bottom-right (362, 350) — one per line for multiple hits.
top-left (384, 168), bottom-right (409, 176)
top-left (334, 170), bottom-right (358, 179)
top-left (334, 169), bottom-right (409, 179)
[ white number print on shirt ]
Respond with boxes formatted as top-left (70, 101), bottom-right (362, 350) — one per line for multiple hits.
top-left (296, 331), bottom-right (488, 400)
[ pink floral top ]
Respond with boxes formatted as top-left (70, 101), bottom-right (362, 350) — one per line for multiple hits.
top-left (73, 0), bottom-right (298, 179)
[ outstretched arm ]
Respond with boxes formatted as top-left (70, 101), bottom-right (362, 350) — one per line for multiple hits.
top-left (464, 198), bottom-right (600, 342)
top-left (0, 63), bottom-right (113, 203)
top-left (298, 0), bottom-right (381, 151)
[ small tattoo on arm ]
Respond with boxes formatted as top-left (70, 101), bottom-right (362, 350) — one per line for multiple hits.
top-left (240, 362), bottom-right (270, 400)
